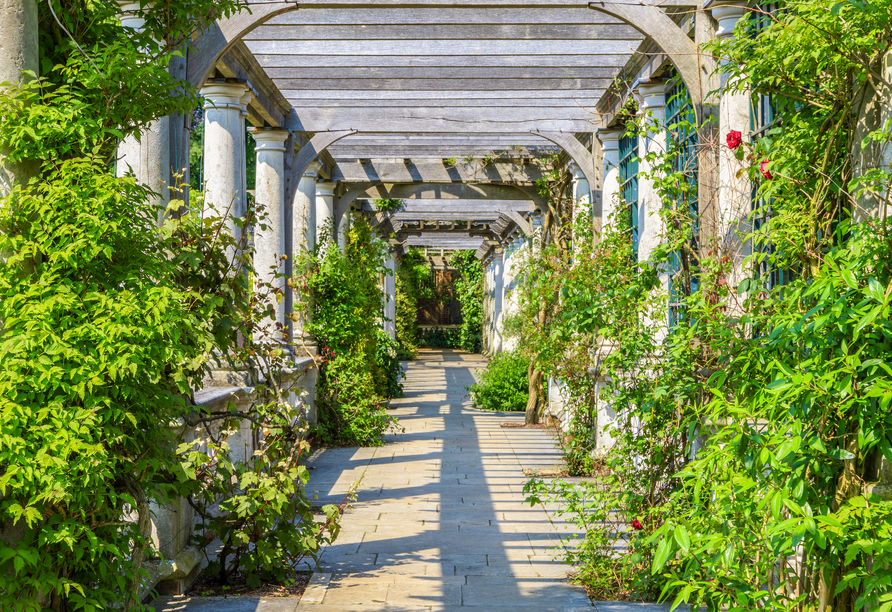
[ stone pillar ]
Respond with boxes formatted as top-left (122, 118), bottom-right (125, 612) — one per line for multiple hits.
top-left (383, 255), bottom-right (396, 339)
top-left (596, 130), bottom-right (622, 227)
top-left (568, 162), bottom-right (590, 251)
top-left (337, 208), bottom-right (350, 251)
top-left (0, 0), bottom-right (38, 196)
top-left (238, 89), bottom-right (254, 224)
top-left (315, 181), bottom-right (337, 247)
top-left (712, 2), bottom-right (751, 252)
top-left (294, 161), bottom-right (320, 253)
top-left (116, 2), bottom-right (170, 216)
top-left (491, 250), bottom-right (505, 354)
top-left (636, 80), bottom-right (667, 268)
top-left (200, 79), bottom-right (248, 254)
top-left (250, 128), bottom-right (289, 339)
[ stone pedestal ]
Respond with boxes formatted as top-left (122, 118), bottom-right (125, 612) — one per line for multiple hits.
top-left (250, 128), bottom-right (289, 338)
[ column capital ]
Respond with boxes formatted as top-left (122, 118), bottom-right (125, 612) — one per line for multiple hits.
top-left (596, 128), bottom-right (623, 153)
top-left (117, 1), bottom-right (149, 30)
top-left (711, 1), bottom-right (749, 38)
top-left (315, 181), bottom-right (337, 198)
top-left (567, 162), bottom-right (586, 181)
top-left (239, 89), bottom-right (254, 117)
top-left (249, 127), bottom-right (288, 152)
top-left (201, 79), bottom-right (247, 108)
top-left (636, 80), bottom-right (666, 110)
top-left (303, 161), bottom-right (322, 179)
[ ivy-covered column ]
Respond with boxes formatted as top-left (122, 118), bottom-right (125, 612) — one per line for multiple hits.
top-left (115, 2), bottom-right (170, 215)
top-left (250, 128), bottom-right (289, 338)
top-left (712, 1), bottom-right (751, 281)
top-left (596, 129), bottom-right (622, 225)
top-left (0, 0), bottom-right (38, 196)
top-left (200, 79), bottom-right (248, 251)
top-left (636, 80), bottom-right (667, 270)
top-left (294, 161), bottom-right (320, 253)
top-left (383, 254), bottom-right (397, 339)
top-left (315, 181), bottom-right (336, 246)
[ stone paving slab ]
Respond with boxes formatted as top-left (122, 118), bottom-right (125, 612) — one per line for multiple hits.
top-left (151, 350), bottom-right (689, 612)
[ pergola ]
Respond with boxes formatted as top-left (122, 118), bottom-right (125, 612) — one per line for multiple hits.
top-left (183, 0), bottom-right (708, 256)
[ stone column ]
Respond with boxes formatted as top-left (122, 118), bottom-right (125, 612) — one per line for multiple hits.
top-left (315, 181), bottom-right (337, 248)
top-left (0, 0), bottom-right (38, 196)
top-left (200, 79), bottom-right (247, 253)
top-left (712, 2), bottom-right (751, 251)
top-left (238, 89), bottom-right (254, 225)
top-left (568, 162), bottom-right (590, 252)
top-left (294, 161), bottom-right (320, 253)
top-left (491, 250), bottom-right (505, 354)
top-left (250, 128), bottom-right (288, 339)
top-left (383, 255), bottom-right (396, 339)
top-left (115, 2), bottom-right (170, 216)
top-left (596, 129), bottom-right (622, 227)
top-left (636, 80), bottom-right (667, 268)
top-left (337, 208), bottom-right (350, 251)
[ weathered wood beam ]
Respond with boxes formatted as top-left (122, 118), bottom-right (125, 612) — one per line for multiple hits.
top-left (186, 2), bottom-right (298, 88)
top-left (502, 209), bottom-right (533, 235)
top-left (287, 99), bottom-right (603, 109)
top-left (217, 52), bottom-right (284, 127)
top-left (246, 39), bottom-right (641, 56)
top-left (333, 159), bottom-right (548, 184)
top-left (277, 78), bottom-right (611, 91)
top-left (289, 130), bottom-right (358, 192)
top-left (264, 8), bottom-right (627, 25)
top-left (531, 130), bottom-right (596, 190)
top-left (366, 185), bottom-right (540, 203)
top-left (254, 53), bottom-right (631, 68)
top-left (282, 89), bottom-right (606, 100)
top-left (265, 66), bottom-right (619, 80)
top-left (286, 113), bottom-right (595, 134)
top-left (246, 24), bottom-right (641, 40)
top-left (328, 146), bottom-right (559, 157)
top-left (295, 0), bottom-right (693, 6)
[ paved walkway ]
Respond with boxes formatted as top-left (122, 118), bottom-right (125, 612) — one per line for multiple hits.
top-left (154, 349), bottom-right (680, 612)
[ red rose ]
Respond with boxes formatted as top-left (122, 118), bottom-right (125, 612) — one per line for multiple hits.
top-left (632, 519), bottom-right (644, 531)
top-left (726, 130), bottom-right (742, 150)
top-left (760, 159), bottom-right (773, 180)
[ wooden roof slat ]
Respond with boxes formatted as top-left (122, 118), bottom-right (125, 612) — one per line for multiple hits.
top-left (245, 39), bottom-right (642, 56)
top-left (254, 54), bottom-right (632, 68)
top-left (245, 24), bottom-right (641, 40)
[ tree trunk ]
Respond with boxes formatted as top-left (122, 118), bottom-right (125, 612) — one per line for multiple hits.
top-left (525, 360), bottom-right (544, 425)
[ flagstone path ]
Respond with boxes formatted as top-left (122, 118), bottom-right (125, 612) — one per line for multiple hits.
top-left (152, 349), bottom-right (682, 612)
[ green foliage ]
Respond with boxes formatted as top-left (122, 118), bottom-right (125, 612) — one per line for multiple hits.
top-left (395, 248), bottom-right (431, 359)
top-left (372, 198), bottom-right (403, 213)
top-left (417, 327), bottom-right (461, 348)
top-left (374, 329), bottom-right (404, 399)
top-left (298, 215), bottom-right (400, 447)
top-left (448, 250), bottom-right (483, 353)
top-left (520, 2), bottom-right (892, 608)
top-left (0, 2), bottom-right (343, 608)
top-left (467, 351), bottom-right (530, 412)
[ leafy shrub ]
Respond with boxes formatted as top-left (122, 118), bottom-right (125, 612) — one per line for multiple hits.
top-left (395, 248), bottom-right (429, 358)
top-left (374, 329), bottom-right (404, 399)
top-left (299, 215), bottom-right (399, 447)
top-left (418, 327), bottom-right (461, 348)
top-left (467, 351), bottom-right (530, 412)
top-left (449, 251), bottom-right (483, 353)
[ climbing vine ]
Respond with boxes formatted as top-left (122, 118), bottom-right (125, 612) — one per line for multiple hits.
top-left (0, 2), bottom-right (343, 609)
top-left (448, 250), bottom-right (484, 353)
top-left (523, 3), bottom-right (892, 610)
top-left (295, 214), bottom-right (400, 447)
